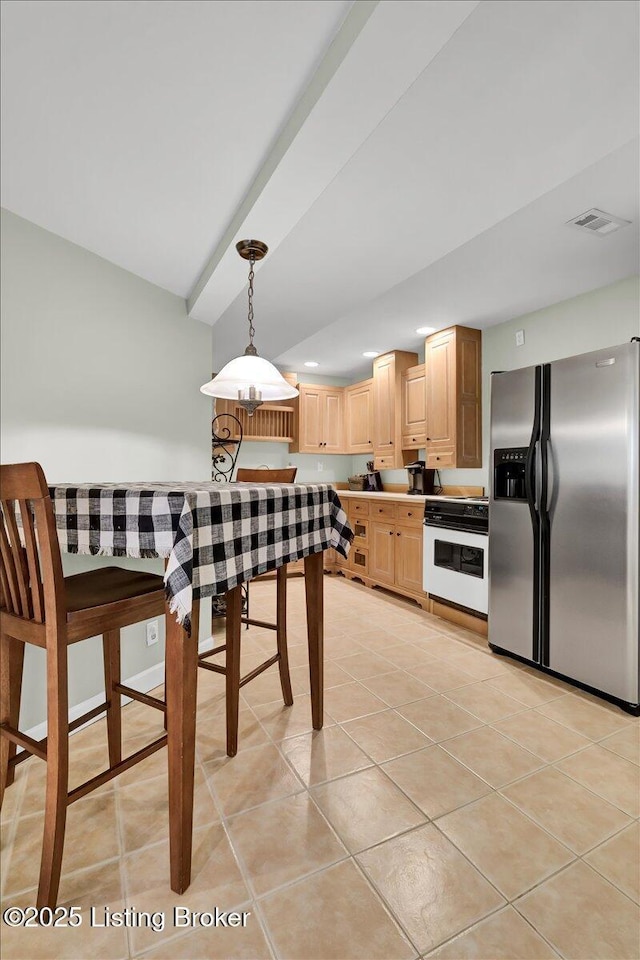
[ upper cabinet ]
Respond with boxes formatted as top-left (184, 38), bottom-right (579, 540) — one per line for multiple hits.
top-left (401, 363), bottom-right (426, 450)
top-left (345, 379), bottom-right (373, 455)
top-left (372, 350), bottom-right (419, 469)
top-left (425, 326), bottom-right (482, 469)
top-left (290, 384), bottom-right (344, 454)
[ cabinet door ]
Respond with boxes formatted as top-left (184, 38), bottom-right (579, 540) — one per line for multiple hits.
top-left (322, 390), bottom-right (344, 453)
top-left (402, 365), bottom-right (426, 448)
top-left (370, 521), bottom-right (395, 584)
top-left (394, 523), bottom-right (424, 594)
top-left (372, 354), bottom-right (395, 454)
top-left (298, 386), bottom-right (323, 452)
top-left (351, 516), bottom-right (369, 545)
top-left (425, 331), bottom-right (456, 466)
top-left (458, 331), bottom-right (482, 468)
top-left (346, 381), bottom-right (373, 454)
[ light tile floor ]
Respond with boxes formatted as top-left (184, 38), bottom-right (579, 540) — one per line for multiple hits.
top-left (1, 576), bottom-right (639, 959)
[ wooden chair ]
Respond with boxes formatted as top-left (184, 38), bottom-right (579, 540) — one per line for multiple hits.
top-left (0, 462), bottom-right (169, 908)
top-left (199, 467), bottom-right (297, 756)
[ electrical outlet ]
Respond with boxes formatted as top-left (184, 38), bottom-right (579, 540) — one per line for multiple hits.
top-left (146, 621), bottom-right (159, 646)
top-left (515, 329), bottom-right (525, 347)
top-left (317, 461), bottom-right (324, 472)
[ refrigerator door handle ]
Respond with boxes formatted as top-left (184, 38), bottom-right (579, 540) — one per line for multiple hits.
top-left (543, 438), bottom-right (556, 516)
top-left (529, 440), bottom-right (542, 515)
top-left (539, 364), bottom-right (551, 666)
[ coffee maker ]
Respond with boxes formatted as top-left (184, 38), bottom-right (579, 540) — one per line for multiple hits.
top-left (406, 461), bottom-right (435, 495)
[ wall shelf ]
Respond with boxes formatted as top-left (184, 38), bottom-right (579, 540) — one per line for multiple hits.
top-left (214, 399), bottom-right (295, 444)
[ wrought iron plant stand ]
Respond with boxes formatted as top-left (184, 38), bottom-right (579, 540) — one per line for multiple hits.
top-left (210, 413), bottom-right (249, 625)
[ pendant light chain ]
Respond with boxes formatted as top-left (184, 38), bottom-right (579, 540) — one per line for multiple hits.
top-left (247, 254), bottom-right (256, 347)
top-left (200, 237), bottom-right (299, 416)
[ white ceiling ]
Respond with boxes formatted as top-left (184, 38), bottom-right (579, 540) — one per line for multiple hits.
top-left (0, 0), bottom-right (353, 295)
top-left (2, 0), bottom-right (638, 378)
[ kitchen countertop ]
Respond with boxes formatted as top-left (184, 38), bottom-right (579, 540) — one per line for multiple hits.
top-left (334, 490), bottom-right (487, 504)
top-left (335, 490), bottom-right (427, 503)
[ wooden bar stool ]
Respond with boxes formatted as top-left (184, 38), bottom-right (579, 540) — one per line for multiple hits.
top-left (0, 462), bottom-right (169, 908)
top-left (199, 467), bottom-right (297, 756)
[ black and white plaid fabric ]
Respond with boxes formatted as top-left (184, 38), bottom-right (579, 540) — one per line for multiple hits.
top-left (50, 482), bottom-right (353, 627)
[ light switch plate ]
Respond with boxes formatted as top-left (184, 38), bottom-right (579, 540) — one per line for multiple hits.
top-left (515, 329), bottom-right (525, 347)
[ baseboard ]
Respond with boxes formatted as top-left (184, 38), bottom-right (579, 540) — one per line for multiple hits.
top-left (23, 636), bottom-right (214, 745)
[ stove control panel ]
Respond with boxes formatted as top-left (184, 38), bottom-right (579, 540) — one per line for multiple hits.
top-left (424, 499), bottom-right (489, 533)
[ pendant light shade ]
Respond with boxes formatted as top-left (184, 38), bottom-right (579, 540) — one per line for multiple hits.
top-left (200, 354), bottom-right (299, 401)
top-left (200, 239), bottom-right (299, 415)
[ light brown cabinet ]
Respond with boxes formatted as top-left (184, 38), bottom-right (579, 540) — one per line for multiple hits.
top-left (370, 522), bottom-right (396, 584)
top-left (291, 384), bottom-right (344, 454)
top-left (394, 522), bottom-right (424, 595)
top-left (372, 350), bottom-right (419, 469)
top-left (334, 495), bottom-right (426, 608)
top-left (345, 379), bottom-right (373, 454)
top-left (401, 363), bottom-right (427, 449)
top-left (425, 326), bottom-right (482, 469)
top-left (370, 516), bottom-right (424, 596)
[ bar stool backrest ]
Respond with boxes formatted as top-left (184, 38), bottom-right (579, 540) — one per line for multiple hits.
top-left (236, 467), bottom-right (297, 483)
top-left (0, 462), bottom-right (65, 631)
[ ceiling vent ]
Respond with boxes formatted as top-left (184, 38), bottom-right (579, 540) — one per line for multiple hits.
top-left (567, 208), bottom-right (631, 238)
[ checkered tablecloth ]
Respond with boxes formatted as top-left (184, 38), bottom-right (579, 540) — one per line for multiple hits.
top-left (49, 482), bottom-right (353, 628)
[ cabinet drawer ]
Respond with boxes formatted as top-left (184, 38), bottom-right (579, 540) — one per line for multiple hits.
top-left (402, 433), bottom-right (426, 450)
top-left (351, 545), bottom-right (369, 576)
top-left (350, 500), bottom-right (370, 517)
top-left (427, 445), bottom-right (456, 467)
top-left (352, 517), bottom-right (369, 542)
top-left (374, 454), bottom-right (396, 470)
top-left (370, 501), bottom-right (397, 520)
top-left (396, 503), bottom-right (423, 523)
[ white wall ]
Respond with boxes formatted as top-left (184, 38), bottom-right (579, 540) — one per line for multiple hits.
top-left (1, 209), bottom-right (212, 728)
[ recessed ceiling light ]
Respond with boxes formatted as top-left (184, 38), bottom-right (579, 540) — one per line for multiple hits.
top-left (363, 351), bottom-right (380, 358)
top-left (416, 326), bottom-right (436, 335)
top-left (304, 361), bottom-right (319, 367)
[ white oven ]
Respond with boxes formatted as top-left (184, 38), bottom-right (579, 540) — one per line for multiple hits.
top-left (423, 499), bottom-right (489, 616)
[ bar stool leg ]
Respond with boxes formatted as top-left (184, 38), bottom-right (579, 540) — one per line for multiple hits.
top-left (225, 586), bottom-right (242, 757)
top-left (37, 642), bottom-right (69, 909)
top-left (0, 633), bottom-right (24, 799)
top-left (276, 566), bottom-right (293, 706)
top-left (102, 630), bottom-right (122, 767)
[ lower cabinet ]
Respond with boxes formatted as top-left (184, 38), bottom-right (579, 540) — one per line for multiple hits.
top-left (370, 520), bottom-right (423, 595)
top-left (335, 496), bottom-right (427, 608)
top-left (370, 522), bottom-right (395, 584)
top-left (394, 523), bottom-right (424, 595)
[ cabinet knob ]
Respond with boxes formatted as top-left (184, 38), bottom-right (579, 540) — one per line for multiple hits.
top-left (396, 532), bottom-right (401, 536)
top-left (436, 456), bottom-right (440, 460)
top-left (407, 512), bottom-right (412, 516)
top-left (426, 437), bottom-right (431, 441)
top-left (389, 530), bottom-right (393, 536)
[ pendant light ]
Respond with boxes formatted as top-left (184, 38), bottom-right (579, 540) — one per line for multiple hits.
top-left (200, 240), bottom-right (299, 415)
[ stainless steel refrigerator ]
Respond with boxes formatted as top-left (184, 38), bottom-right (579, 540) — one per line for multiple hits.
top-left (488, 339), bottom-right (639, 713)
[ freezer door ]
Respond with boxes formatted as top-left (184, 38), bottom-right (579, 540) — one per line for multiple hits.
top-left (546, 341), bottom-right (639, 705)
top-left (489, 366), bottom-right (540, 661)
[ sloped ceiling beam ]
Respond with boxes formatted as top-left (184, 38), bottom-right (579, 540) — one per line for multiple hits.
top-left (187, 0), bottom-right (379, 317)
